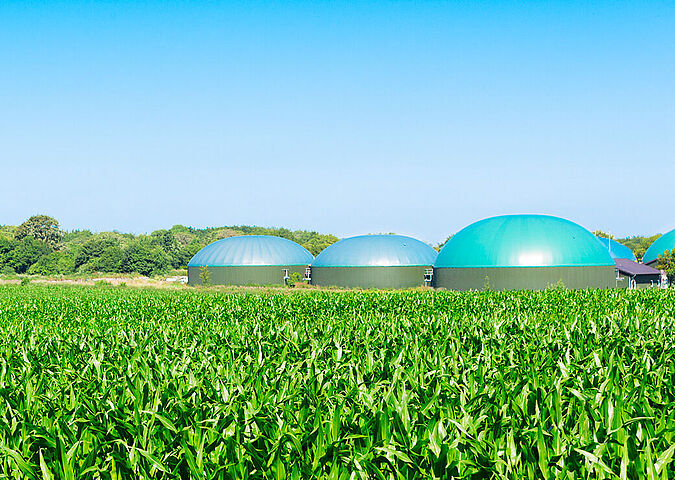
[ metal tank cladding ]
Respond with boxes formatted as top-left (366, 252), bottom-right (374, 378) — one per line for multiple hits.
top-left (310, 235), bottom-right (438, 289)
top-left (643, 228), bottom-right (675, 266)
top-left (434, 215), bottom-right (616, 291)
top-left (187, 235), bottom-right (313, 286)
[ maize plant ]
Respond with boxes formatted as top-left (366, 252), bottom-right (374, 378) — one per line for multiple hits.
top-left (0, 285), bottom-right (674, 479)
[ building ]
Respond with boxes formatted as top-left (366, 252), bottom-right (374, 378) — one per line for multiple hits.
top-left (595, 236), bottom-right (637, 261)
top-left (614, 258), bottom-right (662, 289)
top-left (187, 235), bottom-right (313, 286)
top-left (434, 214), bottom-right (616, 291)
top-left (643, 228), bottom-right (675, 267)
top-left (310, 235), bottom-right (437, 289)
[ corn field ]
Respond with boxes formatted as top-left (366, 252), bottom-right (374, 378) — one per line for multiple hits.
top-left (0, 285), bottom-right (674, 479)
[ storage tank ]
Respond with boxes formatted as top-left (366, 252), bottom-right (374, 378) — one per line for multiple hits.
top-left (310, 234), bottom-right (437, 289)
top-left (187, 235), bottom-right (313, 286)
top-left (643, 229), bottom-right (675, 266)
top-left (434, 215), bottom-right (616, 291)
top-left (595, 236), bottom-right (637, 261)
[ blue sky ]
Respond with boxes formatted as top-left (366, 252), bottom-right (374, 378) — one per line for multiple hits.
top-left (1, 1), bottom-right (673, 244)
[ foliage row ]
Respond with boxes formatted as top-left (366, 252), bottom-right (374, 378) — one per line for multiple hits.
top-left (0, 286), bottom-right (674, 478)
top-left (0, 216), bottom-right (338, 277)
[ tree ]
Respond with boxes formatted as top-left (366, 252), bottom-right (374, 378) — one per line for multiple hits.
top-left (436, 234), bottom-right (454, 252)
top-left (618, 234), bottom-right (661, 262)
top-left (74, 236), bottom-right (123, 270)
top-left (14, 215), bottom-right (63, 249)
top-left (657, 249), bottom-right (675, 283)
top-left (8, 237), bottom-right (51, 274)
top-left (0, 238), bottom-right (16, 273)
top-left (121, 241), bottom-right (170, 276)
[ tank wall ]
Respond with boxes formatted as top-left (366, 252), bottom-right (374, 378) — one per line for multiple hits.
top-left (433, 266), bottom-right (616, 291)
top-left (188, 265), bottom-right (308, 286)
top-left (311, 266), bottom-right (430, 289)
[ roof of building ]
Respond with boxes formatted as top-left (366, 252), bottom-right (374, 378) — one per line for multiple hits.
top-left (595, 236), bottom-right (637, 261)
top-left (643, 229), bottom-right (675, 264)
top-left (615, 258), bottom-right (661, 276)
top-left (435, 214), bottom-right (615, 268)
top-left (188, 235), bottom-right (313, 267)
top-left (311, 234), bottom-right (437, 267)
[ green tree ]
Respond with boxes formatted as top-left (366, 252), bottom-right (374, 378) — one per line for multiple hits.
top-left (436, 234), bottom-right (454, 252)
top-left (121, 241), bottom-right (170, 276)
top-left (27, 252), bottom-right (68, 275)
top-left (0, 238), bottom-right (16, 273)
top-left (618, 234), bottom-right (661, 262)
top-left (656, 249), bottom-right (675, 283)
top-left (8, 237), bottom-right (51, 274)
top-left (14, 215), bottom-right (63, 249)
top-left (74, 236), bottom-right (124, 272)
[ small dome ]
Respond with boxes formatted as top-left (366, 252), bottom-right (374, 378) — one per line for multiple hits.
top-left (312, 235), bottom-right (437, 267)
top-left (188, 235), bottom-right (313, 267)
top-left (643, 229), bottom-right (675, 264)
top-left (435, 214), bottom-right (614, 268)
top-left (595, 236), bottom-right (636, 261)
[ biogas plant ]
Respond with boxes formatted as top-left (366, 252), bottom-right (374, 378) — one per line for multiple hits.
top-left (188, 215), bottom-right (673, 290)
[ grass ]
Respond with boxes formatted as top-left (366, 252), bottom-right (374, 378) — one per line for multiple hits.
top-left (0, 285), bottom-right (674, 478)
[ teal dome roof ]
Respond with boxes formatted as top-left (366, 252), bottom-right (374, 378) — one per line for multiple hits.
top-left (435, 215), bottom-right (615, 268)
top-left (188, 235), bottom-right (313, 267)
top-left (595, 236), bottom-right (637, 261)
top-left (312, 235), bottom-right (437, 267)
top-left (643, 229), bottom-right (675, 264)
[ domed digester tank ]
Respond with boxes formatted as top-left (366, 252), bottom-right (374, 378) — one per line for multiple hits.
top-left (188, 235), bottom-right (313, 286)
top-left (310, 234), bottom-right (438, 289)
top-left (642, 229), bottom-right (675, 266)
top-left (434, 215), bottom-right (616, 291)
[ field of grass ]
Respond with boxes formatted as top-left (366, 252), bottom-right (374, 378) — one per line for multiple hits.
top-left (0, 285), bottom-right (674, 479)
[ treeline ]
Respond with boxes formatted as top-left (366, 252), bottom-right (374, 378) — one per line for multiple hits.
top-left (614, 235), bottom-right (662, 262)
top-left (0, 216), bottom-right (338, 277)
top-left (594, 230), bottom-right (662, 262)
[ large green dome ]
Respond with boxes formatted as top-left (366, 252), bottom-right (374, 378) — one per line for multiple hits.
top-left (595, 236), bottom-right (636, 261)
top-left (435, 215), bottom-right (615, 268)
top-left (643, 229), bottom-right (675, 265)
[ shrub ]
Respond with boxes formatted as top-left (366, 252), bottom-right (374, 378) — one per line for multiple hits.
top-left (287, 271), bottom-right (303, 287)
top-left (199, 266), bottom-right (211, 286)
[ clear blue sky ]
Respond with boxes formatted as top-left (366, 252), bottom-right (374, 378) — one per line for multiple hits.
top-left (1, 1), bottom-right (673, 244)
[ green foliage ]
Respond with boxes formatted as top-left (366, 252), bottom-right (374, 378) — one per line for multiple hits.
top-left (0, 286), bottom-right (674, 478)
top-left (6, 237), bottom-right (51, 274)
top-left (436, 234), bottom-right (454, 251)
top-left (1, 217), bottom-right (339, 276)
top-left (199, 266), bottom-right (211, 285)
top-left (74, 236), bottom-right (125, 273)
top-left (14, 214), bottom-right (63, 248)
top-left (121, 241), bottom-right (170, 276)
top-left (0, 225), bottom-right (15, 241)
top-left (0, 265), bottom-right (15, 275)
top-left (287, 271), bottom-right (303, 287)
top-left (657, 249), bottom-right (675, 283)
top-left (617, 234), bottom-right (662, 262)
top-left (27, 252), bottom-right (61, 275)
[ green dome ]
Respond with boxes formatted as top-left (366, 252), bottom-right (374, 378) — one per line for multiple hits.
top-left (436, 214), bottom-right (615, 268)
top-left (643, 229), bottom-right (675, 264)
top-left (595, 236), bottom-right (637, 261)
